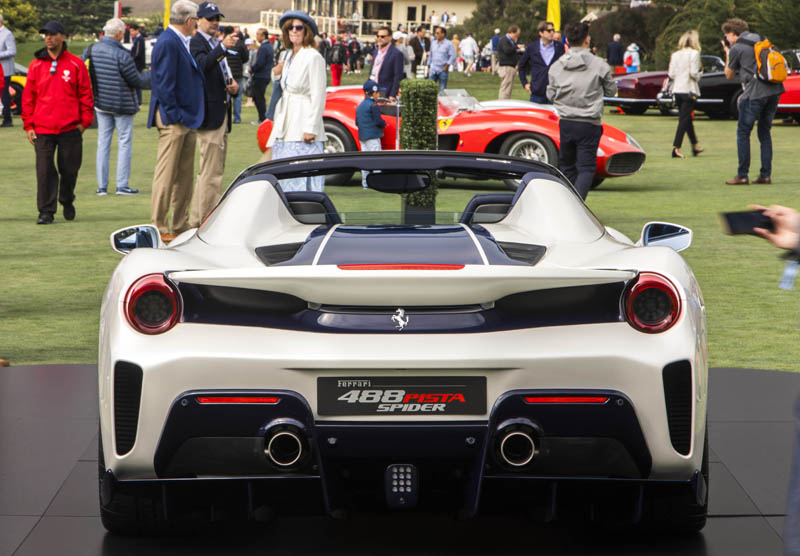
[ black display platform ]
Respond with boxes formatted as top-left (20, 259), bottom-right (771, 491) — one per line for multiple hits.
top-left (1, 365), bottom-right (795, 555)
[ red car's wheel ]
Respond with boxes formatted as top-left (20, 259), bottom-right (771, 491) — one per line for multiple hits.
top-left (323, 120), bottom-right (356, 185)
top-left (499, 132), bottom-right (558, 190)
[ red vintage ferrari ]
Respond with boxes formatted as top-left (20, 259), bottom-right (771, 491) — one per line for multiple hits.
top-left (257, 87), bottom-right (646, 189)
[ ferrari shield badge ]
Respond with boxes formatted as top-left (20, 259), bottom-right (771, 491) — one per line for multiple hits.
top-left (392, 308), bottom-right (409, 331)
top-left (438, 118), bottom-right (453, 132)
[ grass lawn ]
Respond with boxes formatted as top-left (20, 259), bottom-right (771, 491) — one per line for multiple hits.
top-left (1, 63), bottom-right (799, 370)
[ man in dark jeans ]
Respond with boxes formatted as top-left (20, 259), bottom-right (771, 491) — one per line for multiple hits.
top-left (722, 17), bottom-right (784, 185)
top-left (546, 22), bottom-right (616, 200)
top-left (250, 28), bottom-right (273, 124)
top-left (21, 21), bottom-right (94, 224)
top-left (225, 32), bottom-right (249, 123)
top-left (129, 24), bottom-right (146, 105)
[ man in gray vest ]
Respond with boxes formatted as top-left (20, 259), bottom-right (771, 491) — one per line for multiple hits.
top-left (88, 18), bottom-right (150, 195)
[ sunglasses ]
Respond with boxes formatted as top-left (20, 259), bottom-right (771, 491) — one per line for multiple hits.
top-left (544, 28), bottom-right (555, 32)
top-left (289, 24), bottom-right (305, 31)
top-left (207, 16), bottom-right (221, 22)
top-left (50, 60), bottom-right (58, 74)
top-left (376, 33), bottom-right (389, 38)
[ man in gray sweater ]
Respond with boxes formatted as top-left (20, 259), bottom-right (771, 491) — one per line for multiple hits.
top-left (546, 22), bottom-right (616, 200)
top-left (88, 18), bottom-right (150, 195)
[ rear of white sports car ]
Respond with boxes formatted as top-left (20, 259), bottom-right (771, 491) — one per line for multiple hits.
top-left (97, 153), bottom-right (708, 533)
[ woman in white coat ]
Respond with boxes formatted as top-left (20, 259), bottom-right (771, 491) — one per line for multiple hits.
top-left (268, 11), bottom-right (327, 191)
top-left (668, 30), bottom-right (704, 158)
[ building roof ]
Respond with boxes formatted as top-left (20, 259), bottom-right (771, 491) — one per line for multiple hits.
top-left (127, 0), bottom-right (290, 23)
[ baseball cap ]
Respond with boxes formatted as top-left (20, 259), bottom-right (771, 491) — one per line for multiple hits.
top-left (40, 21), bottom-right (67, 35)
top-left (197, 2), bottom-right (224, 19)
top-left (363, 80), bottom-right (386, 94)
top-left (392, 31), bottom-right (406, 41)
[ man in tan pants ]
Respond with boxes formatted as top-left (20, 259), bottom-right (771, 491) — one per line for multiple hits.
top-left (146, 0), bottom-right (204, 241)
top-left (497, 25), bottom-right (520, 100)
top-left (190, 2), bottom-right (239, 227)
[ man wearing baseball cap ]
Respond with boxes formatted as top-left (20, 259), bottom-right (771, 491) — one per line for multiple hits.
top-left (189, 1), bottom-right (240, 228)
top-left (355, 80), bottom-right (387, 188)
top-left (21, 20), bottom-right (94, 224)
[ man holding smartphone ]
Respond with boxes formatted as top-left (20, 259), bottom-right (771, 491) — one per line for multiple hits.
top-left (190, 1), bottom-right (240, 228)
top-left (721, 18), bottom-right (784, 186)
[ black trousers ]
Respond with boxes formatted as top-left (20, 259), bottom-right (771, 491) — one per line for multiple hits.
top-left (2, 75), bottom-right (11, 123)
top-left (34, 129), bottom-right (83, 215)
top-left (672, 93), bottom-right (698, 149)
top-left (558, 119), bottom-right (603, 200)
top-left (252, 77), bottom-right (270, 123)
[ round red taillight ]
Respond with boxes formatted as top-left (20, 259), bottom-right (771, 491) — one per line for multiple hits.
top-left (124, 274), bottom-right (182, 334)
top-left (624, 272), bottom-right (681, 333)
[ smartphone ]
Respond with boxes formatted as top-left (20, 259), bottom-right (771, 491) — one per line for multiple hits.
top-left (721, 210), bottom-right (775, 235)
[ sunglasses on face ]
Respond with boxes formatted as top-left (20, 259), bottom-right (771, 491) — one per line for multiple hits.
top-left (376, 33), bottom-right (389, 38)
top-left (50, 60), bottom-right (58, 74)
top-left (207, 16), bottom-right (220, 22)
top-left (544, 28), bottom-right (555, 32)
top-left (289, 24), bottom-right (305, 31)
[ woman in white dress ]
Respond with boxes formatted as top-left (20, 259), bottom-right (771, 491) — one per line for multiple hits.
top-left (267, 11), bottom-right (327, 191)
top-left (668, 30), bottom-right (703, 158)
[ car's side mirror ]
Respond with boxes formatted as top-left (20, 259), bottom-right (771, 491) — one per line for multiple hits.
top-left (110, 225), bottom-right (161, 255)
top-left (638, 222), bottom-right (692, 252)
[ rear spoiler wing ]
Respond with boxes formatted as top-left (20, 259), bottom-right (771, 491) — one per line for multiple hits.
top-left (168, 266), bottom-right (636, 306)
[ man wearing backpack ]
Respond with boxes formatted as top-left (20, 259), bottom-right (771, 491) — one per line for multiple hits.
top-left (722, 18), bottom-right (785, 185)
top-left (329, 32), bottom-right (346, 86)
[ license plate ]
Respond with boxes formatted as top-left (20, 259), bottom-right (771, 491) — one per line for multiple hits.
top-left (317, 376), bottom-right (486, 416)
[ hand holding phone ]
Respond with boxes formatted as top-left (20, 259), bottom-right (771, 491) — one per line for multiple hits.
top-left (721, 209), bottom-right (774, 235)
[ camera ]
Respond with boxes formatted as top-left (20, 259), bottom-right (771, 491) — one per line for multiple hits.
top-left (220, 25), bottom-right (235, 36)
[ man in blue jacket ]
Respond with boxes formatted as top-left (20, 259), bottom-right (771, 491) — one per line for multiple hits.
top-left (518, 21), bottom-right (564, 104)
top-left (370, 26), bottom-right (404, 101)
top-left (88, 18), bottom-right (150, 196)
top-left (148, 0), bottom-right (204, 241)
top-left (250, 28), bottom-right (273, 123)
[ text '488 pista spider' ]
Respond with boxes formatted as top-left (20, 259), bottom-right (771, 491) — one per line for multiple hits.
top-left (99, 152), bottom-right (707, 534)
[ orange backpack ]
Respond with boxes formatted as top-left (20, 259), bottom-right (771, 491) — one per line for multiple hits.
top-left (740, 36), bottom-right (788, 84)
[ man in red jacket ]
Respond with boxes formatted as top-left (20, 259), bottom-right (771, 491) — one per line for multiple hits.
top-left (21, 21), bottom-right (94, 224)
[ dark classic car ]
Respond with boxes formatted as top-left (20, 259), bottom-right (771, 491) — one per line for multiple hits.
top-left (657, 49), bottom-right (800, 119)
top-left (604, 56), bottom-right (727, 115)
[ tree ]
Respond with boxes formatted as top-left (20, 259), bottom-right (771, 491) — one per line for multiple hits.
top-left (0, 0), bottom-right (39, 37)
top-left (653, 0), bottom-right (737, 68)
top-left (748, 0), bottom-right (800, 51)
top-left (26, 0), bottom-right (119, 36)
top-left (590, 6), bottom-right (676, 67)
top-left (456, 0), bottom-right (585, 45)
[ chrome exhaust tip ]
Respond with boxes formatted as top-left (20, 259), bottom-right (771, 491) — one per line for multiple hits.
top-left (498, 429), bottom-right (537, 467)
top-left (265, 430), bottom-right (304, 467)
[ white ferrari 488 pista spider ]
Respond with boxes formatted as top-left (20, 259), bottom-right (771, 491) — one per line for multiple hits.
top-left (98, 152), bottom-right (707, 534)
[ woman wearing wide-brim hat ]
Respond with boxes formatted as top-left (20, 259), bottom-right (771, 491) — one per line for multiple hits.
top-left (267, 10), bottom-right (327, 191)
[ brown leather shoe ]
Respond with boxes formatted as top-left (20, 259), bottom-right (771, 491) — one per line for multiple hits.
top-left (725, 176), bottom-right (749, 185)
top-left (755, 176), bottom-right (772, 184)
top-left (0, 358), bottom-right (9, 367)
top-left (161, 233), bottom-right (176, 243)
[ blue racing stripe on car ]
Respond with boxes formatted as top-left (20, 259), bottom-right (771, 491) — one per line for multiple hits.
top-left (315, 226), bottom-right (485, 266)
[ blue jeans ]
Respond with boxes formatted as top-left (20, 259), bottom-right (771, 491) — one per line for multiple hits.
top-left (429, 69), bottom-right (448, 91)
top-left (95, 110), bottom-right (134, 191)
top-left (233, 78), bottom-right (243, 123)
top-left (736, 93), bottom-right (780, 179)
top-left (529, 94), bottom-right (551, 104)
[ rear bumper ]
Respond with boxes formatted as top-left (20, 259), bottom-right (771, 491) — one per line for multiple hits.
top-left (103, 387), bottom-right (706, 518)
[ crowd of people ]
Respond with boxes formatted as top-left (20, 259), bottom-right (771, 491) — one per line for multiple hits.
top-left (1, 2), bottom-right (788, 225)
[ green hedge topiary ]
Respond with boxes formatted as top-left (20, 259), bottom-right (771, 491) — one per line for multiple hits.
top-left (399, 78), bottom-right (438, 207)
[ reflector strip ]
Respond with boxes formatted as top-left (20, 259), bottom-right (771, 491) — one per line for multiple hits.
top-left (196, 396), bottom-right (280, 405)
top-left (337, 264), bottom-right (465, 270)
top-left (523, 396), bottom-right (609, 404)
